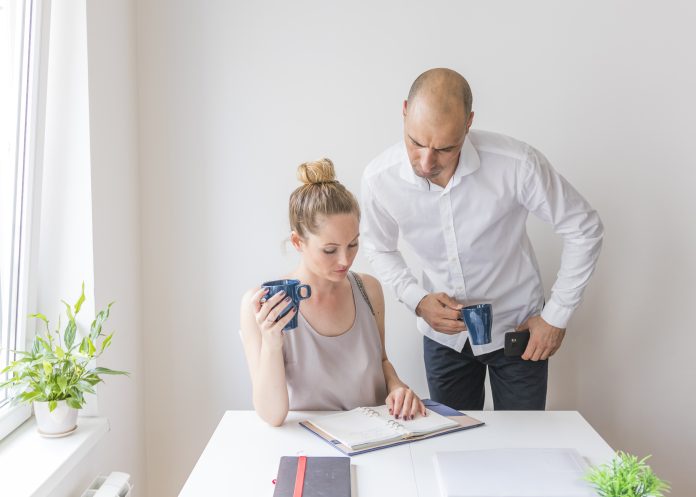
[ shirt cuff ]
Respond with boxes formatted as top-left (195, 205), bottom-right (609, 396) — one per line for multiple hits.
top-left (540, 299), bottom-right (574, 329)
top-left (401, 284), bottom-right (429, 314)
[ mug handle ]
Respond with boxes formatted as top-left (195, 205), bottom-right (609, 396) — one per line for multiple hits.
top-left (296, 284), bottom-right (311, 300)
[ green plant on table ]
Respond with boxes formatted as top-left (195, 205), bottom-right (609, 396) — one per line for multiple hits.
top-left (585, 450), bottom-right (669, 497)
top-left (0, 283), bottom-right (128, 411)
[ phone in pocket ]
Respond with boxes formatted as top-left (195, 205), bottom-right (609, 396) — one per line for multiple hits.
top-left (504, 330), bottom-right (530, 357)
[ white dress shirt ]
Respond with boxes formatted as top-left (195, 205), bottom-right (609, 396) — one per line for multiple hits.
top-left (360, 129), bottom-right (604, 355)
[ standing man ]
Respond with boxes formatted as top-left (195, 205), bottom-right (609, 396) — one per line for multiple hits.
top-left (360, 68), bottom-right (603, 410)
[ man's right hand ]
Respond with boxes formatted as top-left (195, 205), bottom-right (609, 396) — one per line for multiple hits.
top-left (415, 293), bottom-right (466, 335)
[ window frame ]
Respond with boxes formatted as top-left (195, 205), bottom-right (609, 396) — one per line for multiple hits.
top-left (0, 0), bottom-right (51, 441)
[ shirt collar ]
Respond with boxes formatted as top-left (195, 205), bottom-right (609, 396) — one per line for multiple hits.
top-left (399, 135), bottom-right (481, 192)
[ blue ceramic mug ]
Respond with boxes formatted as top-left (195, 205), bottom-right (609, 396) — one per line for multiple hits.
top-left (460, 303), bottom-right (493, 345)
top-left (260, 279), bottom-right (312, 331)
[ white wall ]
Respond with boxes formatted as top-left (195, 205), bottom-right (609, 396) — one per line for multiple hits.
top-left (137, 1), bottom-right (696, 495)
top-left (38, 0), bottom-right (145, 495)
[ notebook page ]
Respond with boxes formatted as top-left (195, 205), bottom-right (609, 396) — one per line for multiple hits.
top-left (306, 408), bottom-right (404, 449)
top-left (371, 405), bottom-right (458, 436)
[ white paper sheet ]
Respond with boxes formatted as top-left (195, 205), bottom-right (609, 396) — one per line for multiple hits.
top-left (434, 448), bottom-right (598, 497)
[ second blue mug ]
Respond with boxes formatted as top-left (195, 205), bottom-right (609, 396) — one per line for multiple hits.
top-left (460, 303), bottom-right (493, 345)
top-left (260, 279), bottom-right (312, 331)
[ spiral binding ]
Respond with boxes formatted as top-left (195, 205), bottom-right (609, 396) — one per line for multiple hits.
top-left (359, 407), bottom-right (380, 417)
top-left (359, 407), bottom-right (408, 434)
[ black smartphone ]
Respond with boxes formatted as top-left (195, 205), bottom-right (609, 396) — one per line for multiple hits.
top-left (504, 330), bottom-right (530, 357)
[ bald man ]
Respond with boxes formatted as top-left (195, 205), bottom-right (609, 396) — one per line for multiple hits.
top-left (360, 68), bottom-right (603, 410)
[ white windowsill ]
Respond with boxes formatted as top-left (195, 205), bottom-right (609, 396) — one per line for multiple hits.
top-left (0, 416), bottom-right (109, 497)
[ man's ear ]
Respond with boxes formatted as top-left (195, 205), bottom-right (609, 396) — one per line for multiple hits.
top-left (289, 231), bottom-right (303, 251)
top-left (402, 99), bottom-right (408, 117)
top-left (466, 111), bottom-right (475, 131)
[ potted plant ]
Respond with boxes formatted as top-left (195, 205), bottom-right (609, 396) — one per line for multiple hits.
top-left (585, 451), bottom-right (670, 497)
top-left (0, 284), bottom-right (127, 437)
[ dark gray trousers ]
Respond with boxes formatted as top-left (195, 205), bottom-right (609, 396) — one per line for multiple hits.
top-left (423, 336), bottom-right (548, 410)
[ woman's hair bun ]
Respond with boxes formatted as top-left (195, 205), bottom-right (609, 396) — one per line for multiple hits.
top-left (297, 158), bottom-right (337, 185)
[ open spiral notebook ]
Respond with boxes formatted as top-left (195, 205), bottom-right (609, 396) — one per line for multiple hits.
top-left (300, 400), bottom-right (484, 456)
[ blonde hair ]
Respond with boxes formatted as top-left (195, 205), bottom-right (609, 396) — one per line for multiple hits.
top-left (289, 158), bottom-right (360, 237)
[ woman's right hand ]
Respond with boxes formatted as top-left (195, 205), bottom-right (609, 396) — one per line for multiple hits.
top-left (251, 288), bottom-right (297, 348)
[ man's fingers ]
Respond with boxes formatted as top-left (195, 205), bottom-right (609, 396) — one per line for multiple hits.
top-left (433, 319), bottom-right (466, 334)
top-left (530, 345), bottom-right (544, 361)
top-left (443, 307), bottom-right (462, 320)
top-left (437, 293), bottom-right (463, 311)
top-left (436, 318), bottom-right (466, 331)
top-left (521, 342), bottom-right (535, 360)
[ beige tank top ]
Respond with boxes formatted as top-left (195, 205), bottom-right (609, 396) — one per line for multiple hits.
top-left (282, 272), bottom-right (388, 410)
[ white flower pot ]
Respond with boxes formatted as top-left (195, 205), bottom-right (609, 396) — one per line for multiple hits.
top-left (33, 400), bottom-right (78, 437)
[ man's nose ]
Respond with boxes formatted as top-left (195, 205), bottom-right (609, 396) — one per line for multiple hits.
top-left (420, 149), bottom-right (436, 172)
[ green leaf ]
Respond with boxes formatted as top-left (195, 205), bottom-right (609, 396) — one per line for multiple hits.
top-left (88, 338), bottom-right (96, 357)
top-left (74, 282), bottom-right (86, 315)
top-left (66, 397), bottom-right (82, 409)
top-left (61, 300), bottom-right (74, 322)
top-left (100, 333), bottom-right (114, 355)
top-left (55, 346), bottom-right (65, 359)
top-left (64, 320), bottom-right (77, 350)
top-left (0, 378), bottom-right (17, 389)
top-left (29, 313), bottom-right (49, 325)
top-left (20, 390), bottom-right (44, 402)
top-left (91, 366), bottom-right (129, 376)
top-left (77, 380), bottom-right (96, 394)
top-left (90, 302), bottom-right (113, 340)
top-left (37, 336), bottom-right (52, 354)
top-left (42, 361), bottom-right (53, 376)
top-left (57, 375), bottom-right (68, 393)
top-left (48, 400), bottom-right (57, 412)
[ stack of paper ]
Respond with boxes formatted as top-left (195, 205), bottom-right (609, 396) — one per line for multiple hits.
top-left (434, 448), bottom-right (597, 497)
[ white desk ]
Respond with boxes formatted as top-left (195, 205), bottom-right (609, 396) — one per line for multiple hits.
top-left (179, 411), bottom-right (614, 496)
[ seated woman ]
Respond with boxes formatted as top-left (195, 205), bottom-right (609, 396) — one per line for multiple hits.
top-left (240, 158), bottom-right (425, 426)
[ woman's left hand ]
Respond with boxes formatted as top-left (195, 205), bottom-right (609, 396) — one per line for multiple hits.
top-left (386, 385), bottom-right (426, 420)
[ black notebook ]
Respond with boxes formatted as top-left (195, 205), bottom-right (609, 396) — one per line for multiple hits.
top-left (273, 456), bottom-right (350, 497)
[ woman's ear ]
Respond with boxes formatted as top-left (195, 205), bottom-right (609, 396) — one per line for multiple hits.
top-left (289, 231), bottom-right (303, 251)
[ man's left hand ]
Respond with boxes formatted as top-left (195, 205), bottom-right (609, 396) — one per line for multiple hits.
top-left (516, 316), bottom-right (566, 361)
